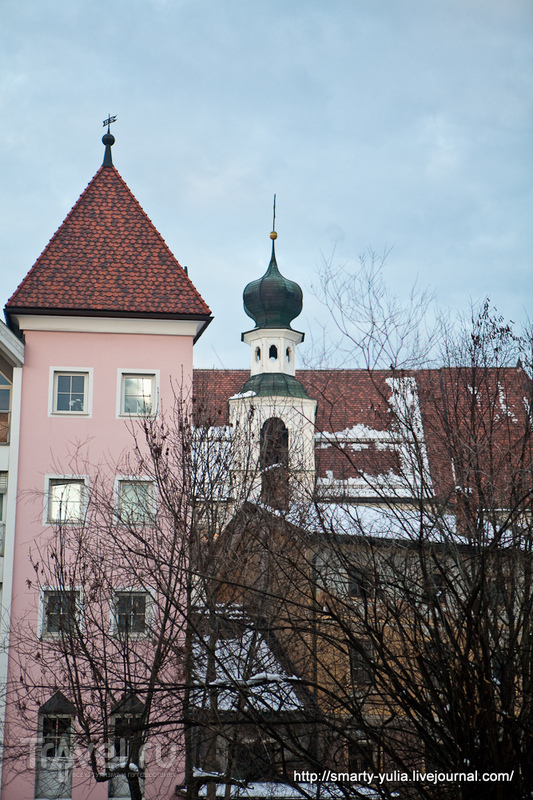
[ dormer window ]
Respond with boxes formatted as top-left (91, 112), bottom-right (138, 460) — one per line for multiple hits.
top-left (269, 345), bottom-right (278, 361)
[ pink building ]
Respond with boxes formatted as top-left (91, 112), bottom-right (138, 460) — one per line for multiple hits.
top-left (1, 131), bottom-right (211, 800)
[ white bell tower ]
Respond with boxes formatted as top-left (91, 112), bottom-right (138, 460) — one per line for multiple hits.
top-left (228, 221), bottom-right (316, 506)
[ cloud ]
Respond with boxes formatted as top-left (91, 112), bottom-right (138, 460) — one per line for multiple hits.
top-left (0, 0), bottom-right (531, 368)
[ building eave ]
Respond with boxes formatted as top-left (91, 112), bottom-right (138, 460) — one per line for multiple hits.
top-left (6, 308), bottom-right (213, 342)
top-left (0, 319), bottom-right (24, 366)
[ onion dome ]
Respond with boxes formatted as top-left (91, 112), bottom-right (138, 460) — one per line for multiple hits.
top-left (243, 233), bottom-right (303, 329)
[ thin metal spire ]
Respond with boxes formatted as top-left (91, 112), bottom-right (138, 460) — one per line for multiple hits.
top-left (102, 114), bottom-right (117, 167)
top-left (103, 114), bottom-right (117, 134)
top-left (270, 194), bottom-right (278, 242)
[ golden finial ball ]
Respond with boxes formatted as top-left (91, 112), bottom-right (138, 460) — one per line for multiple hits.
top-left (270, 231), bottom-right (277, 240)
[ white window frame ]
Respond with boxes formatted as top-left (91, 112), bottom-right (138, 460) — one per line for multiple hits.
top-left (110, 587), bottom-right (155, 639)
top-left (35, 713), bottom-right (74, 799)
top-left (116, 369), bottom-right (159, 418)
top-left (38, 586), bottom-right (84, 639)
top-left (48, 367), bottom-right (93, 417)
top-left (44, 475), bottom-right (88, 525)
top-left (114, 477), bottom-right (156, 526)
top-left (0, 370), bottom-right (11, 413)
top-left (108, 710), bottom-right (146, 798)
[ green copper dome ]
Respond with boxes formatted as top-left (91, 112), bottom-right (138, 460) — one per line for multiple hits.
top-left (243, 237), bottom-right (303, 329)
top-left (239, 372), bottom-right (311, 399)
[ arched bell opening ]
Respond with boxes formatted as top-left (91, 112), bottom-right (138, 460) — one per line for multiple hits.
top-left (260, 417), bottom-right (289, 509)
top-left (269, 345), bottom-right (278, 361)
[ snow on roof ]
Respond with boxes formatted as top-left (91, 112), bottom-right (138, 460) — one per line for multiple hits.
top-left (192, 627), bottom-right (302, 712)
top-left (229, 390), bottom-right (257, 400)
top-left (281, 502), bottom-right (457, 544)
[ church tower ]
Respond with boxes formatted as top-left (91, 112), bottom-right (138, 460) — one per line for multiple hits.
top-left (228, 221), bottom-right (317, 507)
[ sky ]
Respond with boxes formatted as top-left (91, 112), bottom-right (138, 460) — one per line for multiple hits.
top-left (1, 0), bottom-right (531, 369)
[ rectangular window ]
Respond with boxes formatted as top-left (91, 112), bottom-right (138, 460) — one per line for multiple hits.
top-left (492, 652), bottom-right (506, 684)
top-left (41, 589), bottom-right (81, 637)
top-left (41, 716), bottom-right (72, 759)
top-left (113, 714), bottom-right (142, 755)
top-left (53, 372), bottom-right (88, 414)
top-left (349, 639), bottom-right (374, 686)
top-left (0, 373), bottom-right (11, 411)
top-left (114, 591), bottom-right (149, 636)
top-left (348, 740), bottom-right (378, 772)
top-left (233, 738), bottom-right (280, 781)
top-left (432, 569), bottom-right (447, 599)
top-left (0, 373), bottom-right (10, 443)
top-left (35, 716), bottom-right (73, 799)
top-left (117, 480), bottom-right (154, 525)
top-left (48, 479), bottom-right (85, 523)
top-left (423, 566), bottom-right (448, 604)
top-left (347, 566), bottom-right (371, 600)
top-left (108, 714), bottom-right (145, 798)
top-left (120, 374), bottom-right (155, 416)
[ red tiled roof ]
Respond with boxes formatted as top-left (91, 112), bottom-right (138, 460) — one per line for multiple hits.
top-left (193, 369), bottom-right (404, 486)
top-left (194, 367), bottom-right (532, 500)
top-left (416, 366), bottom-right (532, 506)
top-left (6, 165), bottom-right (211, 320)
top-left (193, 369), bottom-right (393, 431)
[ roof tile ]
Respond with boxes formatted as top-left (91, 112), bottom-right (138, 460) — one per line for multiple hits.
top-left (193, 367), bottom-right (532, 500)
top-left (6, 165), bottom-right (211, 319)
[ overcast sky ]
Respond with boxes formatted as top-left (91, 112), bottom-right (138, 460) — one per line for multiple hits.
top-left (1, 0), bottom-right (531, 369)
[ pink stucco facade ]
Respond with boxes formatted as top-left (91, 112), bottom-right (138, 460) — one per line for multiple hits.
top-left (2, 324), bottom-right (194, 800)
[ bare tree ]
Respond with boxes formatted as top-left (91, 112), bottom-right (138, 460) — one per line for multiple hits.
top-left (187, 288), bottom-right (532, 800)
top-left (7, 396), bottom-right (200, 800)
top-left (7, 387), bottom-right (297, 800)
top-left (307, 250), bottom-right (441, 371)
top-left (278, 286), bottom-right (532, 798)
top-left (8, 279), bottom-right (531, 800)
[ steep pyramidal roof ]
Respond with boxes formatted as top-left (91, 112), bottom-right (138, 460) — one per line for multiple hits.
top-left (6, 159), bottom-right (211, 323)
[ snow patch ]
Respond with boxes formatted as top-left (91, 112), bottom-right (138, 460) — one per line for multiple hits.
top-left (498, 383), bottom-right (518, 422)
top-left (229, 390), bottom-right (257, 399)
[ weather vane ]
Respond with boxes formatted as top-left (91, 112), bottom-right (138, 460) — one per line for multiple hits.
top-left (102, 114), bottom-right (117, 134)
top-left (272, 194), bottom-right (277, 233)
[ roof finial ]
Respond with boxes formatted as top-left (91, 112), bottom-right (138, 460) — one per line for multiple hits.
top-left (102, 114), bottom-right (117, 167)
top-left (270, 194), bottom-right (277, 240)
